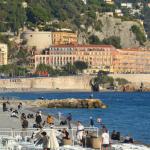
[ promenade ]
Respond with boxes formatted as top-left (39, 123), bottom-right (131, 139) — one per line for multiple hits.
top-left (0, 105), bottom-right (23, 129)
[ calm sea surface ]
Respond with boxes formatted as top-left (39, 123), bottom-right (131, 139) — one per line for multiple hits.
top-left (0, 92), bottom-right (150, 144)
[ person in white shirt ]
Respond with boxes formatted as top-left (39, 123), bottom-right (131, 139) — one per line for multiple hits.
top-left (101, 129), bottom-right (111, 150)
top-left (76, 121), bottom-right (84, 145)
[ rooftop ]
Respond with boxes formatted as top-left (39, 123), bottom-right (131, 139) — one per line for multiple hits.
top-left (50, 44), bottom-right (115, 48)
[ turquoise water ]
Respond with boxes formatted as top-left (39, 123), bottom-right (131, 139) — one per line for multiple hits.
top-left (0, 92), bottom-right (150, 144)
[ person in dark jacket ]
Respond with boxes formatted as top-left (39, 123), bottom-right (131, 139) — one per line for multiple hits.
top-left (41, 132), bottom-right (50, 150)
top-left (3, 102), bottom-right (7, 112)
top-left (22, 118), bottom-right (28, 130)
top-left (35, 111), bottom-right (42, 127)
top-left (67, 113), bottom-right (72, 129)
top-left (89, 116), bottom-right (94, 127)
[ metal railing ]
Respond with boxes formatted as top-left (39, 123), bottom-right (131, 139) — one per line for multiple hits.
top-left (0, 127), bottom-right (99, 149)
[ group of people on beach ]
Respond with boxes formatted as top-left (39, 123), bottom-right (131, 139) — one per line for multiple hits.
top-left (1, 101), bottom-right (135, 150)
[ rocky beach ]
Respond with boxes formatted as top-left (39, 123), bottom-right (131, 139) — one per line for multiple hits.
top-left (0, 97), bottom-right (149, 150)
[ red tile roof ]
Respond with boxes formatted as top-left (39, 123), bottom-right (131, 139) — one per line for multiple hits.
top-left (50, 44), bottom-right (115, 48)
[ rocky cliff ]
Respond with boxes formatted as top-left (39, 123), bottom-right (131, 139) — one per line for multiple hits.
top-left (79, 14), bottom-right (146, 48)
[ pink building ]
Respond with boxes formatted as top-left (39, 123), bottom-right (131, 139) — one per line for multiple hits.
top-left (113, 48), bottom-right (150, 73)
top-left (35, 44), bottom-right (116, 72)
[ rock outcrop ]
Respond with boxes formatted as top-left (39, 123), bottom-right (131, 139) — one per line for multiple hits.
top-left (46, 99), bottom-right (107, 109)
top-left (79, 14), bottom-right (146, 48)
top-left (0, 99), bottom-right (107, 109)
top-left (120, 83), bottom-right (150, 92)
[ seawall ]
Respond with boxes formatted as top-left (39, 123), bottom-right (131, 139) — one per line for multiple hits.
top-left (110, 74), bottom-right (150, 85)
top-left (0, 74), bottom-right (150, 91)
top-left (0, 76), bottom-right (92, 91)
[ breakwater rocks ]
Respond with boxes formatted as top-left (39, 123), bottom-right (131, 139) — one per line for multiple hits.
top-left (0, 99), bottom-right (107, 109)
top-left (46, 99), bottom-right (107, 109)
top-left (120, 83), bottom-right (150, 92)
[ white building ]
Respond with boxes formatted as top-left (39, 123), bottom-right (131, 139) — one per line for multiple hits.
top-left (22, 2), bottom-right (28, 8)
top-left (0, 43), bottom-right (8, 65)
top-left (148, 3), bottom-right (150, 8)
top-left (82, 0), bottom-right (87, 5)
top-left (115, 9), bottom-right (124, 16)
top-left (21, 30), bottom-right (52, 51)
top-left (121, 3), bottom-right (133, 8)
top-left (126, 3), bottom-right (133, 8)
top-left (104, 0), bottom-right (114, 4)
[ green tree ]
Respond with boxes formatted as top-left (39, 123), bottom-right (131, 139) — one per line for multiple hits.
top-left (0, 64), bottom-right (28, 77)
top-left (90, 70), bottom-right (115, 91)
top-left (131, 25), bottom-right (146, 45)
top-left (26, 3), bottom-right (50, 24)
top-left (6, 0), bottom-right (26, 34)
top-left (88, 35), bottom-right (101, 44)
top-left (115, 78), bottom-right (129, 85)
top-left (102, 36), bottom-right (121, 48)
top-left (74, 61), bottom-right (88, 73)
top-left (16, 49), bottom-right (30, 66)
top-left (36, 64), bottom-right (49, 72)
top-left (62, 63), bottom-right (77, 75)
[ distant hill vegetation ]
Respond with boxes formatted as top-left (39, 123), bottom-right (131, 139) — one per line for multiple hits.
top-left (0, 0), bottom-right (111, 32)
top-left (0, 0), bottom-right (149, 47)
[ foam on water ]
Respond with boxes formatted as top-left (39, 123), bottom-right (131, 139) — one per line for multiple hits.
top-left (112, 144), bottom-right (150, 150)
top-left (60, 144), bottom-right (150, 150)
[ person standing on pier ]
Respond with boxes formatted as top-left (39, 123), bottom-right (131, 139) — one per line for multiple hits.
top-left (41, 131), bottom-right (50, 150)
top-left (101, 129), bottom-right (111, 150)
top-left (2, 102), bottom-right (7, 112)
top-left (35, 111), bottom-right (42, 127)
top-left (67, 113), bottom-right (72, 129)
top-left (89, 116), bottom-right (94, 127)
top-left (76, 121), bottom-right (84, 145)
top-left (21, 117), bottom-right (29, 138)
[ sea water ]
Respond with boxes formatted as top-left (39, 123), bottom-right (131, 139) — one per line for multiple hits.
top-left (0, 92), bottom-right (150, 144)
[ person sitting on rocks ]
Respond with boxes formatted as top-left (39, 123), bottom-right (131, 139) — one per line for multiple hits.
top-left (62, 128), bottom-right (69, 139)
top-left (47, 115), bottom-right (54, 125)
top-left (27, 114), bottom-right (34, 119)
top-left (111, 130), bottom-right (117, 140)
top-left (60, 120), bottom-right (67, 125)
top-left (11, 110), bottom-right (18, 118)
top-left (116, 132), bottom-right (120, 141)
top-left (124, 134), bottom-right (133, 143)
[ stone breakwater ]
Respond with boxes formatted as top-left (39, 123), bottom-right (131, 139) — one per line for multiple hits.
top-left (119, 83), bottom-right (150, 92)
top-left (0, 99), bottom-right (107, 109)
top-left (46, 99), bottom-right (107, 108)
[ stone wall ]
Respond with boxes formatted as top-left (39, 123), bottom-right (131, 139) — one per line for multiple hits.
top-left (0, 76), bottom-right (92, 91)
top-left (110, 74), bottom-right (150, 85)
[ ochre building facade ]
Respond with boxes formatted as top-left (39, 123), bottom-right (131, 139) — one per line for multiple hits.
top-left (0, 43), bottom-right (8, 65)
top-left (35, 44), bottom-right (116, 73)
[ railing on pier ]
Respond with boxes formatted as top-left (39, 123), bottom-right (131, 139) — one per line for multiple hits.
top-left (0, 127), bottom-right (99, 147)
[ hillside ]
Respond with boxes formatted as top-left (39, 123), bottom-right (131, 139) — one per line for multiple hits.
top-left (0, 0), bottom-right (149, 48)
top-left (78, 14), bottom-right (145, 48)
